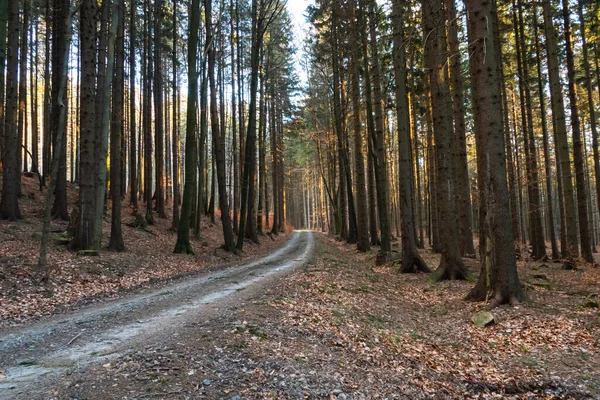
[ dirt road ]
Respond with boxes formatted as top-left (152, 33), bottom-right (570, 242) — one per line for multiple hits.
top-left (0, 231), bottom-right (314, 399)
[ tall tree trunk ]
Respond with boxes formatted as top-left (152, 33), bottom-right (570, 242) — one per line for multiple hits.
top-left (109, 0), bottom-right (125, 251)
top-left (357, 0), bottom-right (390, 254)
top-left (42, 0), bottom-right (51, 183)
top-left (534, 7), bottom-right (559, 260)
top-left (425, 89), bottom-right (440, 253)
top-left (231, 0), bottom-right (239, 234)
top-left (31, 22), bottom-right (39, 178)
top-left (206, 0), bottom-right (235, 251)
top-left (171, 0), bottom-right (180, 228)
top-left (154, 0), bottom-right (166, 218)
top-left (238, 0), bottom-right (263, 249)
top-left (94, 0), bottom-right (120, 248)
top-left (349, 0), bottom-right (370, 252)
top-left (129, 0), bottom-right (138, 209)
top-left (365, 0), bottom-right (391, 253)
top-left (542, 0), bottom-right (578, 258)
top-left (0, 0), bottom-right (21, 220)
top-left (423, 0), bottom-right (469, 281)
top-left (0, 0), bottom-right (7, 154)
top-left (368, 125), bottom-right (379, 245)
top-left (142, 0), bottom-right (154, 224)
top-left (446, 0), bottom-right (476, 257)
top-left (39, 0), bottom-right (75, 274)
top-left (578, 0), bottom-right (600, 227)
top-left (561, 0), bottom-right (593, 262)
top-left (257, 45), bottom-right (266, 235)
top-left (173, 0), bottom-right (199, 254)
top-left (392, 0), bottom-right (430, 273)
top-left (17, 0), bottom-right (29, 187)
top-left (72, 0), bottom-right (97, 249)
top-left (465, 0), bottom-right (525, 306)
top-left (514, 0), bottom-right (546, 260)
top-left (50, 0), bottom-right (70, 220)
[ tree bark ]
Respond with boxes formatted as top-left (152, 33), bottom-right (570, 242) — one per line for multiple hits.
top-left (446, 0), bottom-right (475, 258)
top-left (514, 0), bottom-right (546, 260)
top-left (173, 0), bottom-right (199, 254)
top-left (50, 0), bottom-right (70, 221)
top-left (392, 0), bottom-right (430, 273)
top-left (349, 0), bottom-right (370, 252)
top-left (578, 0), bottom-right (600, 231)
top-left (423, 0), bottom-right (469, 281)
top-left (542, 0), bottom-right (578, 258)
top-left (71, 0), bottom-right (97, 249)
top-left (109, 0), bottom-right (125, 251)
top-left (154, 0), bottom-right (166, 218)
top-left (206, 0), bottom-right (235, 251)
top-left (465, 0), bottom-right (525, 305)
top-left (561, 0), bottom-right (593, 262)
top-left (533, 6), bottom-right (559, 260)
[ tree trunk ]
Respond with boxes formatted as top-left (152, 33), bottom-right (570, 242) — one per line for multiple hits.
top-left (129, 0), bottom-right (138, 209)
top-left (142, 0), bottom-right (154, 225)
top-left (465, 0), bottom-right (525, 305)
top-left (561, 0), bottom-right (593, 262)
top-left (173, 0), bottom-right (199, 254)
top-left (392, 0), bottom-right (430, 273)
top-left (171, 0), bottom-right (180, 228)
top-left (154, 0), bottom-right (166, 218)
top-left (238, 0), bottom-right (263, 249)
top-left (423, 0), bottom-right (469, 281)
top-left (0, 0), bottom-right (7, 154)
top-left (533, 7), bottom-right (559, 260)
top-left (39, 0), bottom-right (75, 273)
top-left (109, 0), bottom-right (125, 251)
top-left (365, 0), bottom-right (391, 253)
top-left (349, 0), bottom-right (370, 252)
top-left (578, 0), bottom-right (600, 231)
top-left (514, 0), bottom-right (546, 260)
top-left (446, 0), bottom-right (476, 258)
top-left (542, 0), bottom-right (578, 258)
top-left (94, 0), bottom-right (120, 249)
top-left (206, 0), bottom-right (235, 251)
top-left (71, 0), bottom-right (97, 249)
top-left (50, 0), bottom-right (70, 221)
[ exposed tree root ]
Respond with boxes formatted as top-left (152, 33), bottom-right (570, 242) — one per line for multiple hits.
top-left (430, 253), bottom-right (471, 282)
top-left (173, 241), bottom-right (194, 255)
top-left (399, 252), bottom-right (432, 273)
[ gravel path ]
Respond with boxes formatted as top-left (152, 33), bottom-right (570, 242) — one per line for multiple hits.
top-left (0, 231), bottom-right (314, 398)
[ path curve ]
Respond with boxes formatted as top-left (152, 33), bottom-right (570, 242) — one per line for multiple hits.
top-left (0, 231), bottom-right (314, 397)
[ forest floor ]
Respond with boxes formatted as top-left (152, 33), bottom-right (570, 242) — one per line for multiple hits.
top-left (0, 175), bottom-right (289, 327)
top-left (1, 223), bottom-right (599, 398)
top-left (1, 176), bottom-right (600, 399)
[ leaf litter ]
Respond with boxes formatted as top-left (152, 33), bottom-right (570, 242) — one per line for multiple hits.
top-left (44, 233), bottom-right (600, 399)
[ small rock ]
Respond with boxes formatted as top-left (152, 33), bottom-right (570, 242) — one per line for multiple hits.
top-left (202, 379), bottom-right (211, 386)
top-left (231, 396), bottom-right (241, 400)
top-left (472, 311), bottom-right (495, 328)
top-left (337, 394), bottom-right (348, 400)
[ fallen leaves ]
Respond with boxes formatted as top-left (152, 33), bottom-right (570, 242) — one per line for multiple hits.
top-left (0, 176), bottom-right (290, 327)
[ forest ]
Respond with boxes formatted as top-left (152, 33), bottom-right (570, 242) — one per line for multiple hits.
top-left (0, 0), bottom-right (600, 397)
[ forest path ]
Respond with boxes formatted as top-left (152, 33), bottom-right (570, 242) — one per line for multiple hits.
top-left (0, 231), bottom-right (314, 398)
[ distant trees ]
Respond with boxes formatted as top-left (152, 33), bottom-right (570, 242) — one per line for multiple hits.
top-left (298, 0), bottom-right (600, 304)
